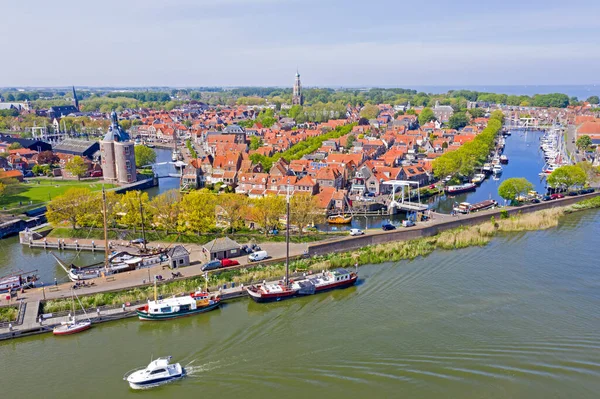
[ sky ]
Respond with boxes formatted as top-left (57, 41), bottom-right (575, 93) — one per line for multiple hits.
top-left (2, 0), bottom-right (600, 87)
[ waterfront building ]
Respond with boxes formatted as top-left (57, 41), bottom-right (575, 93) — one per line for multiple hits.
top-left (292, 71), bottom-right (304, 106)
top-left (100, 112), bottom-right (136, 184)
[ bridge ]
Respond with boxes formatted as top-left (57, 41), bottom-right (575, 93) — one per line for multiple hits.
top-left (143, 161), bottom-right (185, 178)
top-left (381, 180), bottom-right (428, 214)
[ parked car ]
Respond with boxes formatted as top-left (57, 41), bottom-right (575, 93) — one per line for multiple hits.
top-left (130, 238), bottom-right (147, 245)
top-left (381, 223), bottom-right (396, 231)
top-left (220, 258), bottom-right (240, 268)
top-left (579, 188), bottom-right (595, 194)
top-left (240, 245), bottom-right (253, 254)
top-left (201, 260), bottom-right (222, 272)
top-left (402, 220), bottom-right (415, 227)
top-left (550, 193), bottom-right (565, 200)
top-left (349, 228), bottom-right (364, 236)
top-left (567, 191), bottom-right (579, 196)
top-left (248, 250), bottom-right (268, 262)
top-left (530, 198), bottom-right (541, 204)
top-left (89, 170), bottom-right (103, 177)
top-left (364, 192), bottom-right (375, 197)
top-left (542, 195), bottom-right (553, 201)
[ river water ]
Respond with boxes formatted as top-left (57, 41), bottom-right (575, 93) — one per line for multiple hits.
top-left (1, 209), bottom-right (600, 398)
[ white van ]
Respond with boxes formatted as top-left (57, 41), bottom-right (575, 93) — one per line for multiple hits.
top-left (248, 250), bottom-right (268, 262)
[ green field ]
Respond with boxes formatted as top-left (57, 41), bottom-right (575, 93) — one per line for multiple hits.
top-left (0, 178), bottom-right (115, 210)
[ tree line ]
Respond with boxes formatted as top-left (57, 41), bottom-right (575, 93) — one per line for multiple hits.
top-left (432, 111), bottom-right (505, 179)
top-left (250, 123), bottom-right (355, 171)
top-left (46, 188), bottom-right (324, 236)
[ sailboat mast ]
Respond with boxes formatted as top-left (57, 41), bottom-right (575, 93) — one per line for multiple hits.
top-left (139, 193), bottom-right (147, 253)
top-left (285, 186), bottom-right (290, 286)
top-left (102, 187), bottom-right (109, 273)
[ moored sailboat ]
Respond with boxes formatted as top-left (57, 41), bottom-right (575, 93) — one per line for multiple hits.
top-left (53, 291), bottom-right (92, 336)
top-left (246, 188), bottom-right (358, 303)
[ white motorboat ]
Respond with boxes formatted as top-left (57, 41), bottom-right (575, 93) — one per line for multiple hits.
top-left (124, 356), bottom-right (185, 389)
top-left (492, 165), bottom-right (503, 175)
top-left (471, 173), bottom-right (486, 185)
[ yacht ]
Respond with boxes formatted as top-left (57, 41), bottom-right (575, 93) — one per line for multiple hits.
top-left (124, 356), bottom-right (185, 389)
top-left (482, 163), bottom-right (492, 173)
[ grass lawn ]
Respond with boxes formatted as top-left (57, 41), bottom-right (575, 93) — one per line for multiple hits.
top-left (0, 178), bottom-right (115, 210)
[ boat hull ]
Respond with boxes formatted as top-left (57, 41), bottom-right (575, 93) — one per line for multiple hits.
top-left (247, 275), bottom-right (358, 303)
top-left (137, 301), bottom-right (220, 321)
top-left (246, 287), bottom-right (299, 303)
top-left (53, 321), bottom-right (92, 336)
top-left (128, 374), bottom-right (185, 390)
top-left (328, 215), bottom-right (352, 224)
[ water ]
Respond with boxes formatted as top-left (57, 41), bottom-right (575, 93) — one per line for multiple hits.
top-left (1, 209), bottom-right (600, 398)
top-left (145, 147), bottom-right (181, 197)
top-left (401, 85), bottom-right (599, 100)
top-left (431, 129), bottom-right (548, 213)
top-left (0, 235), bottom-right (103, 286)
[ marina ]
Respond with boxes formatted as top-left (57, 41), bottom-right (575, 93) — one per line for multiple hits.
top-left (1, 209), bottom-right (600, 398)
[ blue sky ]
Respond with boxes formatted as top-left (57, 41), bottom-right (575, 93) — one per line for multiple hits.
top-left (2, 0), bottom-right (600, 87)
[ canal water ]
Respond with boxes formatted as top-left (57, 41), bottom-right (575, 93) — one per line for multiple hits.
top-left (429, 129), bottom-right (549, 213)
top-left (1, 209), bottom-right (600, 398)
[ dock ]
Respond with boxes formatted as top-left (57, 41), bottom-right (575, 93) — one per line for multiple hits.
top-left (0, 282), bottom-right (251, 341)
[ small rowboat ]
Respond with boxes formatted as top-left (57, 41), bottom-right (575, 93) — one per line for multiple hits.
top-left (328, 214), bottom-right (353, 224)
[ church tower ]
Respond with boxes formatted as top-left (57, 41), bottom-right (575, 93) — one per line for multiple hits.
top-left (72, 86), bottom-right (79, 110)
top-left (292, 71), bottom-right (303, 106)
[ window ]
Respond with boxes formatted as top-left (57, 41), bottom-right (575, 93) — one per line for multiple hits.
top-left (126, 160), bottom-right (131, 169)
top-left (127, 174), bottom-right (132, 181)
top-left (124, 146), bottom-right (130, 155)
top-left (160, 307), bottom-right (171, 313)
top-left (150, 369), bottom-right (166, 375)
top-left (179, 259), bottom-right (184, 264)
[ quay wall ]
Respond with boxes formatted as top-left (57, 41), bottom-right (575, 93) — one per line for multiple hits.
top-left (113, 176), bottom-right (158, 194)
top-left (0, 216), bottom-right (46, 239)
top-left (308, 192), bottom-right (600, 256)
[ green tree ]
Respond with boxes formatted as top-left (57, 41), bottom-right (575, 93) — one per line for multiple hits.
top-left (586, 95), bottom-right (600, 105)
top-left (359, 104), bottom-right (380, 120)
top-left (418, 107), bottom-right (436, 125)
top-left (249, 195), bottom-right (285, 234)
top-left (467, 108), bottom-right (485, 118)
top-left (217, 193), bottom-right (249, 233)
top-left (448, 112), bottom-right (470, 130)
top-left (46, 188), bottom-right (95, 229)
top-left (576, 161), bottom-right (600, 185)
top-left (547, 165), bottom-right (587, 191)
top-left (8, 142), bottom-right (22, 150)
top-left (249, 136), bottom-right (263, 151)
top-left (134, 145), bottom-right (157, 168)
top-left (150, 189), bottom-right (182, 232)
top-left (65, 156), bottom-right (88, 180)
top-left (576, 135), bottom-right (593, 151)
top-left (498, 177), bottom-right (534, 202)
top-left (178, 189), bottom-right (216, 234)
top-left (115, 191), bottom-right (150, 231)
top-left (290, 194), bottom-right (324, 235)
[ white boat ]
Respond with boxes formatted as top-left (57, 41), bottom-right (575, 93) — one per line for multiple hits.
top-left (124, 356), bottom-right (185, 390)
top-left (500, 155), bottom-right (508, 164)
top-left (471, 173), bottom-right (486, 184)
top-left (53, 291), bottom-right (92, 336)
top-left (492, 165), bottom-right (503, 175)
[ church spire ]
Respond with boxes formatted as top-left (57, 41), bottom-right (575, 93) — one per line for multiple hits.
top-left (292, 70), bottom-right (303, 106)
top-left (72, 86), bottom-right (79, 110)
